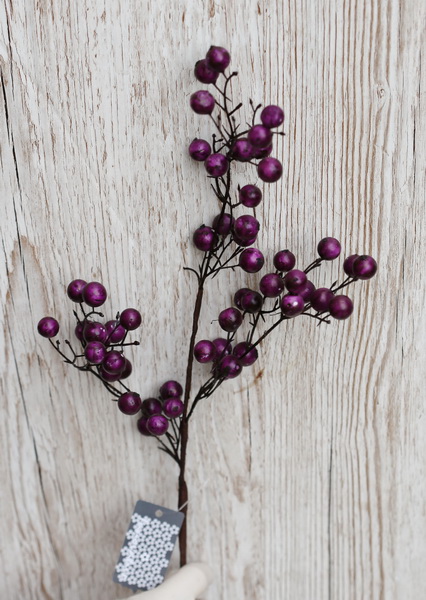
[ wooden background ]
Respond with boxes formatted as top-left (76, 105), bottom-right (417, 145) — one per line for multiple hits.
top-left (1, 1), bottom-right (425, 598)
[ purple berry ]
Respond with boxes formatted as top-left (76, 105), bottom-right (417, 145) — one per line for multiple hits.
top-left (284, 269), bottom-right (307, 293)
top-left (233, 342), bottom-right (258, 367)
top-left (84, 341), bottom-right (107, 364)
top-left (118, 392), bottom-right (142, 415)
top-left (216, 355), bottom-right (242, 379)
top-left (137, 416), bottom-right (151, 436)
top-left (257, 157), bottom-right (283, 183)
top-left (105, 320), bottom-right (126, 344)
top-left (317, 237), bottom-right (341, 260)
top-left (231, 139), bottom-right (254, 162)
top-left (218, 307), bottom-right (243, 332)
top-left (189, 138), bottom-right (212, 161)
top-left (311, 288), bottom-right (334, 312)
top-left (240, 290), bottom-right (263, 313)
top-left (233, 215), bottom-right (260, 242)
top-left (142, 398), bottom-right (163, 416)
top-left (234, 288), bottom-right (251, 309)
top-left (273, 250), bottom-right (296, 272)
top-left (99, 366), bottom-right (121, 382)
top-left (239, 185), bottom-right (262, 208)
top-left (259, 273), bottom-right (284, 298)
top-left (67, 279), bottom-right (87, 303)
top-left (343, 254), bottom-right (359, 277)
top-left (212, 338), bottom-right (232, 357)
top-left (147, 414), bottom-right (169, 436)
top-left (121, 358), bottom-right (132, 379)
top-left (297, 280), bottom-right (316, 301)
top-left (247, 125), bottom-right (273, 148)
top-left (120, 308), bottom-right (142, 331)
top-left (37, 317), bottom-right (59, 338)
top-left (75, 322), bottom-right (84, 341)
top-left (239, 248), bottom-right (265, 273)
top-left (194, 59), bottom-right (219, 84)
top-left (212, 213), bottom-right (234, 236)
top-left (193, 225), bottom-right (218, 252)
top-left (352, 255), bottom-right (378, 280)
top-left (82, 282), bottom-right (107, 307)
top-left (251, 144), bottom-right (273, 159)
top-left (163, 398), bottom-right (184, 419)
top-left (260, 105), bottom-right (284, 128)
top-left (190, 90), bottom-right (215, 115)
top-left (206, 46), bottom-right (230, 72)
top-left (329, 295), bottom-right (353, 320)
top-left (159, 380), bottom-right (183, 399)
top-left (205, 153), bottom-right (229, 177)
top-left (194, 340), bottom-right (217, 363)
top-left (83, 321), bottom-right (107, 343)
top-left (102, 350), bottom-right (126, 374)
top-left (281, 294), bottom-right (305, 317)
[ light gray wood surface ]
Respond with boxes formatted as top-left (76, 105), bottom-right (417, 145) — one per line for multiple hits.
top-left (1, 1), bottom-right (425, 598)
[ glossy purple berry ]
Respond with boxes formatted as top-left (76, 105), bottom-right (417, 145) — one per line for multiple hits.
top-left (102, 350), bottom-right (125, 374)
top-left (84, 341), bottom-right (107, 364)
top-left (206, 46), bottom-right (230, 72)
top-left (257, 157), bottom-right (283, 183)
top-left (273, 250), bottom-right (296, 272)
top-left (120, 308), bottom-right (142, 331)
top-left (216, 355), bottom-right (242, 379)
top-left (248, 125), bottom-right (273, 148)
top-left (163, 398), bottom-right (184, 419)
top-left (194, 340), bottom-right (217, 363)
top-left (297, 280), bottom-right (316, 301)
top-left (212, 338), bottom-right (232, 357)
top-left (212, 213), bottom-right (234, 236)
top-left (239, 248), bottom-right (265, 273)
top-left (37, 317), bottom-right (59, 338)
top-left (310, 288), bottom-right (334, 312)
top-left (317, 237), bottom-right (341, 260)
top-left (218, 307), bottom-right (243, 332)
top-left (137, 416), bottom-right (151, 436)
top-left (82, 282), bottom-right (107, 307)
top-left (83, 321), bottom-right (107, 343)
top-left (240, 290), bottom-right (263, 314)
top-left (121, 358), bottom-right (132, 379)
top-left (189, 138), bottom-right (212, 161)
top-left (239, 185), bottom-right (262, 208)
top-left (259, 273), bottom-right (284, 298)
top-left (233, 342), bottom-right (258, 367)
top-left (281, 294), bottom-right (305, 317)
top-left (194, 59), bottom-right (219, 84)
top-left (260, 105), bottom-right (284, 128)
top-left (251, 144), bottom-right (273, 159)
top-left (67, 279), bottom-right (87, 303)
top-left (231, 139), bottom-right (254, 162)
top-left (284, 269), bottom-right (307, 293)
top-left (352, 255), bottom-right (378, 280)
top-left (193, 225), bottom-right (218, 252)
top-left (329, 295), bottom-right (353, 320)
top-left (233, 215), bottom-right (260, 242)
top-left (205, 153), bottom-right (229, 177)
top-left (118, 392), bottom-right (142, 415)
top-left (142, 398), bottom-right (163, 416)
top-left (190, 90), bottom-right (215, 115)
top-left (105, 320), bottom-right (126, 344)
top-left (75, 322), bottom-right (84, 341)
top-left (147, 414), bottom-right (169, 436)
top-left (159, 380), bottom-right (183, 399)
top-left (343, 254), bottom-right (359, 277)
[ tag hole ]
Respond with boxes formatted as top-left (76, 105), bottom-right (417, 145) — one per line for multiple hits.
top-left (155, 509), bottom-right (163, 518)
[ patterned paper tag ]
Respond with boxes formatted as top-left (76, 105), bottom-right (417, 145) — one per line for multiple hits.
top-left (113, 500), bottom-right (184, 591)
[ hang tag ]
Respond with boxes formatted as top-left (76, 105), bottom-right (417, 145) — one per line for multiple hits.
top-left (113, 500), bottom-right (184, 592)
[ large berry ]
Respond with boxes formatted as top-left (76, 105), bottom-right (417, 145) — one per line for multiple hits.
top-left (82, 282), bottom-right (107, 307)
top-left (231, 139), bottom-right (254, 162)
top-left (259, 273), bottom-right (284, 297)
top-left (311, 288), bottom-right (334, 312)
top-left (218, 307), bottom-right (243, 332)
top-left (257, 157), bottom-right (283, 183)
top-left (206, 46), bottom-right (231, 72)
top-left (352, 255), bottom-right (377, 280)
top-left (248, 125), bottom-right (273, 148)
top-left (232, 215), bottom-right (260, 242)
top-left (147, 414), bottom-right (169, 436)
top-left (37, 317), bottom-right (59, 338)
top-left (240, 290), bottom-right (263, 313)
top-left (193, 225), bottom-right (218, 251)
top-left (83, 321), bottom-right (107, 343)
top-left (105, 320), bottom-right (126, 344)
top-left (205, 153), bottom-right (229, 177)
top-left (273, 250), bottom-right (296, 272)
top-left (239, 248), bottom-right (264, 273)
top-left (194, 59), bottom-right (219, 84)
top-left (142, 398), bottom-right (163, 416)
top-left (159, 380), bottom-right (183, 399)
top-left (102, 350), bottom-right (126, 374)
top-left (297, 280), bottom-right (316, 301)
top-left (212, 338), bottom-right (232, 357)
top-left (212, 213), bottom-right (234, 236)
top-left (260, 105), bottom-right (284, 128)
top-left (84, 341), bottom-right (107, 364)
top-left (233, 342), bottom-right (258, 367)
top-left (189, 138), bottom-right (212, 161)
top-left (239, 185), bottom-right (262, 208)
top-left (317, 237), bottom-right (341, 260)
top-left (163, 398), bottom-right (184, 419)
top-left (216, 355), bottom-right (242, 379)
top-left (120, 308), bottom-right (142, 331)
top-left (190, 90), bottom-right (215, 115)
top-left (67, 279), bottom-right (87, 303)
top-left (284, 269), bottom-right (307, 293)
top-left (329, 295), bottom-right (353, 320)
top-left (118, 392), bottom-right (142, 415)
top-left (281, 294), bottom-right (304, 317)
top-left (194, 340), bottom-right (217, 363)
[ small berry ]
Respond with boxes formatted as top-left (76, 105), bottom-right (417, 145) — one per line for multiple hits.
top-left (204, 153), bottom-right (229, 177)
top-left (218, 307), bottom-right (243, 332)
top-left (142, 398), bottom-right (163, 416)
top-left (120, 308), bottom-right (142, 331)
top-left (147, 414), bottom-right (169, 436)
top-left (37, 317), bottom-right (59, 338)
top-left (240, 290), bottom-right (263, 313)
top-left (239, 185), bottom-right (262, 208)
top-left (284, 269), bottom-right (307, 292)
top-left (317, 237), bottom-right (341, 260)
top-left (84, 341), bottom-right (107, 364)
top-left (212, 338), bottom-right (232, 357)
top-left (231, 138), bottom-right (254, 162)
top-left (273, 250), bottom-right (296, 272)
top-left (232, 215), bottom-right (260, 242)
top-left (82, 282), bottom-right (107, 307)
top-left (343, 254), bottom-right (359, 277)
top-left (190, 90), bottom-right (215, 115)
top-left (310, 288), bottom-right (334, 312)
top-left (239, 248), bottom-right (265, 273)
top-left (159, 380), bottom-right (183, 399)
top-left (352, 255), bottom-right (377, 280)
top-left (329, 295), bottom-right (353, 320)
top-left (281, 294), bottom-right (305, 317)
top-left (260, 105), bottom-right (284, 128)
top-left (102, 350), bottom-right (126, 375)
top-left (257, 157), bottom-right (283, 183)
top-left (216, 355), bottom-right (242, 379)
top-left (206, 46), bottom-right (231, 72)
top-left (259, 273), bottom-right (284, 298)
top-left (118, 392), bottom-right (142, 415)
top-left (212, 213), bottom-right (234, 236)
top-left (163, 398), bottom-right (184, 419)
top-left (189, 138), bottom-right (212, 161)
top-left (193, 225), bottom-right (218, 251)
top-left (137, 416), bottom-right (151, 436)
top-left (83, 321), bottom-right (107, 343)
top-left (194, 59), bottom-right (219, 84)
top-left (194, 340), bottom-right (217, 363)
top-left (67, 279), bottom-right (87, 303)
top-left (105, 320), bottom-right (126, 344)
top-left (247, 124), bottom-right (273, 148)
top-left (233, 342), bottom-right (258, 367)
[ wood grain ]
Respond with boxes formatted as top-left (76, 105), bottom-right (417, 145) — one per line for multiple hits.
top-left (1, 1), bottom-right (425, 598)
